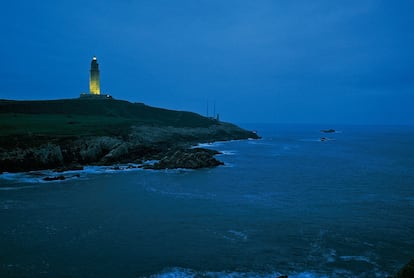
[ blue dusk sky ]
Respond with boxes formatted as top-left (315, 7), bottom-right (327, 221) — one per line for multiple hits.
top-left (0, 0), bottom-right (413, 125)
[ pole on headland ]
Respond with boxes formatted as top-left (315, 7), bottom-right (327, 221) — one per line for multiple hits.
top-left (206, 99), bottom-right (219, 120)
top-left (213, 101), bottom-right (216, 118)
top-left (206, 100), bottom-right (209, 117)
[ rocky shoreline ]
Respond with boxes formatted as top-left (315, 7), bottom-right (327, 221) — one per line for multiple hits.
top-left (0, 124), bottom-right (259, 175)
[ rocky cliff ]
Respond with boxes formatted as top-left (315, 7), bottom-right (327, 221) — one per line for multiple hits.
top-left (0, 98), bottom-right (259, 173)
top-left (0, 124), bottom-right (259, 173)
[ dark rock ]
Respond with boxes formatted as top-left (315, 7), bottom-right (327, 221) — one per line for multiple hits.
top-left (321, 129), bottom-right (335, 133)
top-left (79, 137), bottom-right (121, 163)
top-left (395, 259), bottom-right (414, 278)
top-left (43, 175), bottom-right (66, 181)
top-left (148, 148), bottom-right (224, 170)
top-left (101, 142), bottom-right (130, 164)
top-left (0, 123), bottom-right (260, 173)
top-left (192, 147), bottom-right (221, 155)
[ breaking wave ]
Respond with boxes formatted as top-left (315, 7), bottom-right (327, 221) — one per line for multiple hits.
top-left (0, 163), bottom-right (144, 184)
top-left (143, 267), bottom-right (330, 278)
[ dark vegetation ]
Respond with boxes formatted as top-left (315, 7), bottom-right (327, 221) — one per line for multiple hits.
top-left (0, 98), bottom-right (218, 147)
top-left (0, 98), bottom-right (214, 127)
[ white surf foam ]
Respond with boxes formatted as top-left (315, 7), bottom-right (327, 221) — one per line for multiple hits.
top-left (162, 168), bottom-right (195, 174)
top-left (0, 185), bottom-right (37, 191)
top-left (193, 141), bottom-right (224, 148)
top-left (83, 164), bottom-right (143, 174)
top-left (0, 163), bottom-right (145, 184)
top-left (219, 150), bottom-right (237, 155)
top-left (145, 267), bottom-right (329, 278)
top-left (0, 172), bottom-right (54, 184)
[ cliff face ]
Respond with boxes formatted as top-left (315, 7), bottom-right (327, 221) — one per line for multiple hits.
top-left (1, 143), bottom-right (65, 173)
top-left (0, 124), bottom-right (259, 173)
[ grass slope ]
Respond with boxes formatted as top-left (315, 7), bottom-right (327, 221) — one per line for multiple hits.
top-left (0, 98), bottom-right (216, 137)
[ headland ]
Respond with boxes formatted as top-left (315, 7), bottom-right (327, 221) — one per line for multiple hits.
top-left (0, 98), bottom-right (259, 174)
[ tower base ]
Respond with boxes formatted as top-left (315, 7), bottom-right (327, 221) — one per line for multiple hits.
top-left (79, 93), bottom-right (113, 99)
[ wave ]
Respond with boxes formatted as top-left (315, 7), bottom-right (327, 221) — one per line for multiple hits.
top-left (194, 138), bottom-right (259, 149)
top-left (82, 164), bottom-right (144, 175)
top-left (0, 171), bottom-right (58, 184)
top-left (193, 142), bottom-right (225, 148)
top-left (0, 163), bottom-right (144, 184)
top-left (0, 185), bottom-right (38, 191)
top-left (219, 150), bottom-right (238, 155)
top-left (143, 267), bottom-right (330, 278)
top-left (0, 170), bottom-right (79, 184)
top-left (142, 266), bottom-right (392, 278)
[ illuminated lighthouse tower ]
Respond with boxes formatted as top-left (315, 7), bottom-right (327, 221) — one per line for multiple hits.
top-left (89, 56), bottom-right (100, 95)
top-left (80, 56), bottom-right (111, 99)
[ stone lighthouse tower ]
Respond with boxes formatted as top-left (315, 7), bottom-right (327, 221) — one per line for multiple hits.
top-left (89, 56), bottom-right (100, 95)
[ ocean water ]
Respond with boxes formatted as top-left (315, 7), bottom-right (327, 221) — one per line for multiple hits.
top-left (1, 124), bottom-right (413, 277)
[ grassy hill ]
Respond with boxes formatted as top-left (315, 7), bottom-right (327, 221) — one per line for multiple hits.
top-left (0, 98), bottom-right (259, 172)
top-left (0, 98), bottom-right (217, 137)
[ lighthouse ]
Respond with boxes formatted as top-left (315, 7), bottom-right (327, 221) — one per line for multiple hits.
top-left (89, 56), bottom-right (100, 95)
top-left (80, 56), bottom-right (111, 99)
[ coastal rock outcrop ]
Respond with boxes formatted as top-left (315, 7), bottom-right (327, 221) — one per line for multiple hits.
top-left (130, 124), bottom-right (260, 145)
top-left (101, 142), bottom-right (131, 164)
top-left (0, 98), bottom-right (260, 173)
top-left (0, 144), bottom-right (64, 173)
top-left (79, 136), bottom-right (122, 163)
top-left (34, 143), bottom-right (64, 165)
top-left (0, 124), bottom-right (258, 173)
top-left (147, 148), bottom-right (223, 170)
top-left (394, 259), bottom-right (414, 278)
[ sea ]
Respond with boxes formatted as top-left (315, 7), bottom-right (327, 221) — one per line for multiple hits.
top-left (1, 124), bottom-right (413, 278)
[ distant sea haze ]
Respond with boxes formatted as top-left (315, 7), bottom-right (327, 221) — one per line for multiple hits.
top-left (1, 124), bottom-right (413, 277)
